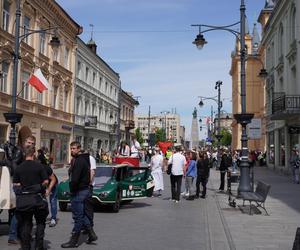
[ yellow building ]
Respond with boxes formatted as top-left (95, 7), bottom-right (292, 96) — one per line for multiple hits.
top-left (230, 24), bottom-right (266, 152)
top-left (0, 0), bottom-right (82, 165)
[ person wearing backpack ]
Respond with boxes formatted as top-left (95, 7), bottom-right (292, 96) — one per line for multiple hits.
top-left (289, 148), bottom-right (300, 184)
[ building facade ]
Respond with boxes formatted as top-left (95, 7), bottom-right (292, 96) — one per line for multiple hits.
top-left (0, 0), bottom-right (81, 164)
top-left (119, 90), bottom-right (138, 144)
top-left (213, 113), bottom-right (233, 132)
top-left (74, 38), bottom-right (120, 155)
top-left (135, 113), bottom-right (181, 144)
top-left (230, 21), bottom-right (266, 152)
top-left (260, 0), bottom-right (300, 170)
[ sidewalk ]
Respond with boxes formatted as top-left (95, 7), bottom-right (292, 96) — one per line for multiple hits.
top-left (208, 166), bottom-right (300, 250)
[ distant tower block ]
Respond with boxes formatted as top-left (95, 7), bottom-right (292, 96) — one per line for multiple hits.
top-left (191, 107), bottom-right (199, 149)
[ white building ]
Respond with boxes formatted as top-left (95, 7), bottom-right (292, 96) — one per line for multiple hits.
top-left (74, 38), bottom-right (120, 154)
top-left (260, 0), bottom-right (300, 170)
top-left (135, 113), bottom-right (181, 143)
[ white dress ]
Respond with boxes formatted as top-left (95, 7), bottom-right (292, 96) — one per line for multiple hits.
top-left (151, 154), bottom-right (164, 191)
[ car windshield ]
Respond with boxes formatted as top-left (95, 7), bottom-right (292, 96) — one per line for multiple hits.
top-left (94, 167), bottom-right (113, 186)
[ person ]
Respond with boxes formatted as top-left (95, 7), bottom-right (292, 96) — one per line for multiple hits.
top-left (181, 151), bottom-right (190, 197)
top-left (289, 148), bottom-right (300, 184)
top-left (130, 135), bottom-right (141, 158)
top-left (37, 147), bottom-right (58, 228)
top-left (168, 146), bottom-right (186, 203)
top-left (212, 150), bottom-right (218, 169)
top-left (185, 151), bottom-right (197, 200)
top-left (150, 147), bottom-right (164, 196)
top-left (196, 152), bottom-right (210, 198)
top-left (117, 141), bottom-right (130, 157)
top-left (61, 142), bottom-right (97, 248)
top-left (219, 149), bottom-right (232, 191)
top-left (13, 145), bottom-right (49, 250)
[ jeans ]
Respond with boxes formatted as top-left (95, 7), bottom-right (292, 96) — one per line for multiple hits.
top-left (16, 206), bottom-right (48, 250)
top-left (170, 175), bottom-right (183, 201)
top-left (186, 176), bottom-right (195, 196)
top-left (8, 213), bottom-right (18, 240)
top-left (71, 189), bottom-right (91, 233)
top-left (49, 184), bottom-right (58, 220)
top-left (292, 167), bottom-right (300, 183)
top-left (84, 187), bottom-right (94, 227)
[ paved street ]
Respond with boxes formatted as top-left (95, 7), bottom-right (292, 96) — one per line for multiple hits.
top-left (0, 166), bottom-right (299, 250)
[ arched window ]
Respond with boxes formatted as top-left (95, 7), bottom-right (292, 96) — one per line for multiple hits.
top-left (278, 23), bottom-right (284, 57)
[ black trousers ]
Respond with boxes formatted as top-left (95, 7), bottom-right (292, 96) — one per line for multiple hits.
top-left (196, 176), bottom-right (208, 197)
top-left (85, 186), bottom-right (94, 227)
top-left (16, 207), bottom-right (48, 250)
top-left (219, 171), bottom-right (226, 190)
top-left (170, 175), bottom-right (183, 201)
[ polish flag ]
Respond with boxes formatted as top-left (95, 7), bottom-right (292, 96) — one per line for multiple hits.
top-left (28, 68), bottom-right (52, 93)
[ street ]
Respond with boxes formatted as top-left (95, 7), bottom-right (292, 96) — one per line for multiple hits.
top-left (0, 168), bottom-right (232, 250)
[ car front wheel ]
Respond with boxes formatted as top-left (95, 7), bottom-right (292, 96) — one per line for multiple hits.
top-left (112, 191), bottom-right (121, 213)
top-left (59, 202), bottom-right (68, 211)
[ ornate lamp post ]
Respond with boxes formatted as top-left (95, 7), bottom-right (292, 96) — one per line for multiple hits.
top-left (4, 0), bottom-right (60, 146)
top-left (192, 0), bottom-right (254, 193)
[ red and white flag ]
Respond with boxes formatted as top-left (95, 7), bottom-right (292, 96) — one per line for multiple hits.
top-left (28, 68), bottom-right (51, 93)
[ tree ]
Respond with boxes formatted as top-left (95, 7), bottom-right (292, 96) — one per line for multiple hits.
top-left (155, 128), bottom-right (166, 143)
top-left (135, 128), bottom-right (144, 144)
top-left (220, 129), bottom-right (232, 146)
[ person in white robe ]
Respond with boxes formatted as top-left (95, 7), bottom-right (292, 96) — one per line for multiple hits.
top-left (130, 136), bottom-right (141, 158)
top-left (150, 148), bottom-right (164, 196)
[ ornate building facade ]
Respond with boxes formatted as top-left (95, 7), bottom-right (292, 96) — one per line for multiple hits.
top-left (0, 0), bottom-right (81, 164)
top-left (260, 0), bottom-right (300, 170)
top-left (74, 38), bottom-right (120, 154)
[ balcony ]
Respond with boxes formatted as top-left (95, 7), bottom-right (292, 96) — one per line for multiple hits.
top-left (271, 92), bottom-right (300, 120)
top-left (125, 120), bottom-right (135, 129)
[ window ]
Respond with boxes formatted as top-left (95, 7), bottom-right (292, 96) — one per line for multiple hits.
top-left (92, 72), bottom-right (96, 85)
top-left (64, 91), bottom-right (68, 112)
top-left (0, 62), bottom-right (9, 93)
top-left (39, 31), bottom-right (46, 54)
top-left (52, 86), bottom-right (58, 108)
top-left (110, 86), bottom-right (112, 96)
top-left (37, 92), bottom-right (43, 104)
top-left (77, 61), bottom-right (81, 78)
top-left (64, 47), bottom-right (69, 68)
top-left (76, 97), bottom-right (81, 114)
top-left (85, 67), bottom-right (89, 82)
top-left (105, 82), bottom-right (108, 93)
top-left (278, 23), bottom-right (284, 57)
top-left (21, 71), bottom-right (30, 100)
top-left (2, 0), bottom-right (10, 32)
top-left (291, 7), bottom-right (296, 42)
top-left (23, 16), bottom-right (30, 43)
top-left (115, 88), bottom-right (117, 98)
top-left (99, 77), bottom-right (102, 90)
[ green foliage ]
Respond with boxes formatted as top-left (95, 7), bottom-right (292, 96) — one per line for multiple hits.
top-left (220, 129), bottom-right (232, 146)
top-left (155, 128), bottom-right (166, 143)
top-left (135, 128), bottom-right (144, 144)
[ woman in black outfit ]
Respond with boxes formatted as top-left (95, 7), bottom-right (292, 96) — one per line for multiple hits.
top-left (196, 152), bottom-right (210, 198)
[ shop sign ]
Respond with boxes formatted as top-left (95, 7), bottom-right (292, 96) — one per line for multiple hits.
top-left (62, 125), bottom-right (73, 131)
top-left (247, 118), bottom-right (261, 139)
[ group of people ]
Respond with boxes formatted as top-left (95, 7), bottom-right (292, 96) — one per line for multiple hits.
top-left (0, 137), bottom-right (98, 249)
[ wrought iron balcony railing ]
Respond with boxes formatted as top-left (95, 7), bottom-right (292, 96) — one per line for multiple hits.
top-left (271, 92), bottom-right (300, 120)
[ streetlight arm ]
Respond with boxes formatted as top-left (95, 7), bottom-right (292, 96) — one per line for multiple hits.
top-left (198, 96), bottom-right (218, 104)
top-left (18, 26), bottom-right (59, 44)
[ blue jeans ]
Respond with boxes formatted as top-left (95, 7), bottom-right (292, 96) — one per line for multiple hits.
top-left (8, 214), bottom-right (17, 240)
top-left (49, 185), bottom-right (58, 220)
top-left (71, 189), bottom-right (91, 233)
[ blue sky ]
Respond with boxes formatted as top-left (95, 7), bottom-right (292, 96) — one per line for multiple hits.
top-left (57, 0), bottom-right (266, 140)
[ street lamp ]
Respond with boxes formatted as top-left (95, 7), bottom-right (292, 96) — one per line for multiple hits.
top-left (3, 0), bottom-right (60, 146)
top-left (160, 111), bottom-right (170, 141)
top-left (192, 0), bottom-right (253, 193)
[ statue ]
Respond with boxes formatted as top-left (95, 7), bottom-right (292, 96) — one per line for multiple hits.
top-left (192, 107), bottom-right (197, 118)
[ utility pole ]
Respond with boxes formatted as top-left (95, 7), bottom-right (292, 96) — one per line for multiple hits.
top-left (148, 105), bottom-right (151, 145)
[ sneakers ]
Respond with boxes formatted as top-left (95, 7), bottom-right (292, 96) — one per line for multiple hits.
top-left (49, 219), bottom-right (57, 227)
top-left (8, 239), bottom-right (19, 245)
top-left (181, 191), bottom-right (189, 197)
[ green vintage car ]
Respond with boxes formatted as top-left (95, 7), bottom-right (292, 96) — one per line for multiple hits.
top-left (57, 164), bottom-right (155, 213)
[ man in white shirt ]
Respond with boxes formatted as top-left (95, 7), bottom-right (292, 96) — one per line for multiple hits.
top-left (168, 146), bottom-right (186, 203)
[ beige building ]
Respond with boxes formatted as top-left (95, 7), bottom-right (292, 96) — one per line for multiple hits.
top-left (230, 22), bottom-right (266, 152)
top-left (119, 90), bottom-right (138, 144)
top-left (0, 0), bottom-right (81, 164)
top-left (135, 113), bottom-right (181, 143)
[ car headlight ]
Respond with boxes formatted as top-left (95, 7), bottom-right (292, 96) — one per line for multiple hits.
top-left (99, 191), bottom-right (110, 198)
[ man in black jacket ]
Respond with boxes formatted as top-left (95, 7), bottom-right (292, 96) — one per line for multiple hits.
top-left (61, 141), bottom-right (97, 248)
top-left (219, 149), bottom-right (232, 191)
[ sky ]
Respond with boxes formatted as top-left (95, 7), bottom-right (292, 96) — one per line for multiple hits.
top-left (57, 0), bottom-right (266, 140)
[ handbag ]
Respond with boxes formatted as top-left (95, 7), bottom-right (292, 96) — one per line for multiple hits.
top-left (167, 156), bottom-right (173, 175)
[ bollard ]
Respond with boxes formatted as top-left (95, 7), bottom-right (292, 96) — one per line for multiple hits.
top-left (293, 227), bottom-right (300, 250)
